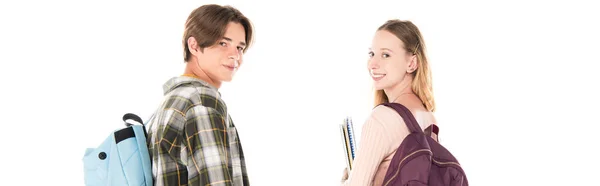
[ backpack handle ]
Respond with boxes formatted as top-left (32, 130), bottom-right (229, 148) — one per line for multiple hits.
top-left (381, 103), bottom-right (440, 141)
top-left (123, 113), bottom-right (144, 127)
top-left (122, 113), bottom-right (150, 140)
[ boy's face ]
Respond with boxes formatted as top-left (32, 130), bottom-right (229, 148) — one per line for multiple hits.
top-left (194, 22), bottom-right (247, 83)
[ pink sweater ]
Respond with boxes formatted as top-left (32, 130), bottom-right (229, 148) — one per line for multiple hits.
top-left (341, 105), bottom-right (434, 186)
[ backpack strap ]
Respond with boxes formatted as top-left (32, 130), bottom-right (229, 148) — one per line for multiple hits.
top-left (381, 103), bottom-right (423, 134)
top-left (424, 124), bottom-right (439, 142)
top-left (382, 103), bottom-right (441, 141)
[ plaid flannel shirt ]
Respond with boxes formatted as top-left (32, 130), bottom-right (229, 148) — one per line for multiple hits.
top-left (147, 76), bottom-right (249, 186)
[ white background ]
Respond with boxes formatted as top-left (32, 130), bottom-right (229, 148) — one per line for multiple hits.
top-left (1, 0), bottom-right (599, 185)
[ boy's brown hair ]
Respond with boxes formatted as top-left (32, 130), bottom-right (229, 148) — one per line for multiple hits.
top-left (182, 4), bottom-right (254, 62)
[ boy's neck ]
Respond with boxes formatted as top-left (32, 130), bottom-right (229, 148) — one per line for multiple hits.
top-left (183, 61), bottom-right (221, 89)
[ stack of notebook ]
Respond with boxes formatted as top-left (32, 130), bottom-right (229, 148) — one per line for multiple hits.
top-left (340, 117), bottom-right (357, 171)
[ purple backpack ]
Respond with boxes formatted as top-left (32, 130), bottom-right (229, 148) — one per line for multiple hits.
top-left (381, 103), bottom-right (468, 186)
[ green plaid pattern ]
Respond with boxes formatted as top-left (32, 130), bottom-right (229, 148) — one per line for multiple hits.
top-left (147, 76), bottom-right (249, 186)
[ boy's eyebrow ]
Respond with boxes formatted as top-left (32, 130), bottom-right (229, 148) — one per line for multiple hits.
top-left (223, 37), bottom-right (246, 46)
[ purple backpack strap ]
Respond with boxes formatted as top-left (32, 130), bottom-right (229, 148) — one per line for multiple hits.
top-left (382, 103), bottom-right (440, 141)
top-left (424, 124), bottom-right (440, 142)
top-left (381, 103), bottom-right (423, 134)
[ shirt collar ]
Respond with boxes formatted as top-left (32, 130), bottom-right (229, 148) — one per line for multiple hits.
top-left (162, 76), bottom-right (219, 95)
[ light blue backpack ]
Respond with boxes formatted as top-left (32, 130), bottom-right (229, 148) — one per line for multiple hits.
top-left (82, 113), bottom-right (153, 186)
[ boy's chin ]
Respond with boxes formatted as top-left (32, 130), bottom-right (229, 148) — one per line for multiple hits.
top-left (220, 76), bottom-right (234, 82)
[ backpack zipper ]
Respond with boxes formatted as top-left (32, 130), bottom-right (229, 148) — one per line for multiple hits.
top-left (432, 158), bottom-right (461, 167)
top-left (383, 149), bottom-right (431, 186)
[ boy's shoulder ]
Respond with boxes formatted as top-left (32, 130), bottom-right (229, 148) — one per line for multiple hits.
top-left (162, 76), bottom-right (227, 115)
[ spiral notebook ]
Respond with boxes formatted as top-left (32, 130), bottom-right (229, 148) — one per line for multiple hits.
top-left (340, 117), bottom-right (357, 171)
